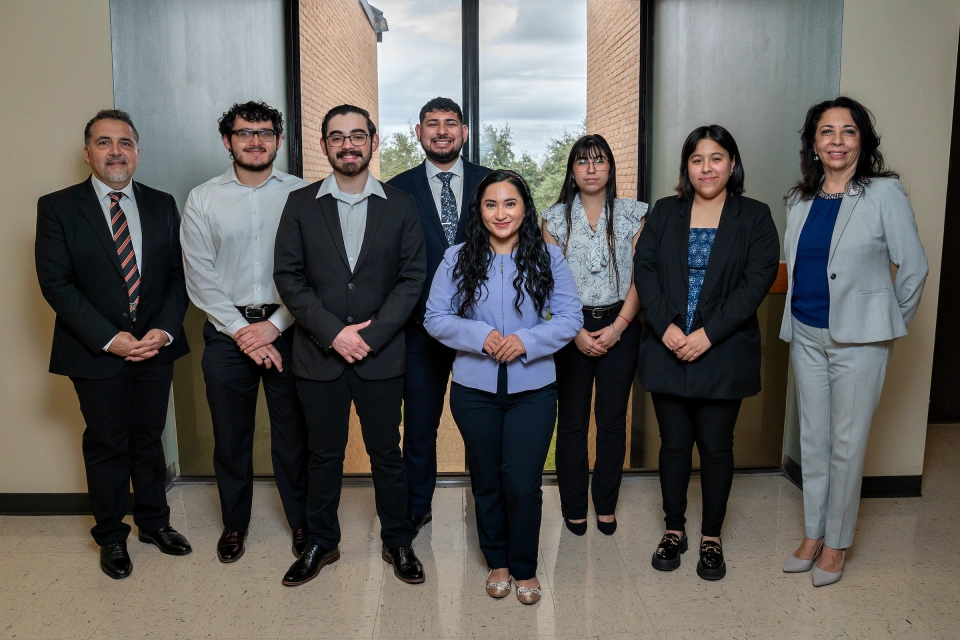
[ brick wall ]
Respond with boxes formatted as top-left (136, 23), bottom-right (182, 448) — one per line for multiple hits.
top-left (300, 0), bottom-right (381, 182)
top-left (586, 0), bottom-right (640, 199)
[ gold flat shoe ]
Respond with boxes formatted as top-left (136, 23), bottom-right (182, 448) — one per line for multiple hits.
top-left (516, 584), bottom-right (542, 605)
top-left (485, 570), bottom-right (511, 598)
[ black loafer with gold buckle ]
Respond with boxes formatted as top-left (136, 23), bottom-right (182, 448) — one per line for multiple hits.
top-left (651, 532), bottom-right (688, 571)
top-left (696, 539), bottom-right (726, 580)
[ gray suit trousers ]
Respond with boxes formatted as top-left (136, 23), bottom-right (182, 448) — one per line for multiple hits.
top-left (790, 319), bottom-right (892, 548)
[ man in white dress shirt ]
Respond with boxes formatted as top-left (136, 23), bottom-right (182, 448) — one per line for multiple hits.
top-left (181, 101), bottom-right (309, 563)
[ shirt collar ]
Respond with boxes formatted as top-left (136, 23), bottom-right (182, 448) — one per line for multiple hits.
top-left (219, 164), bottom-right (287, 187)
top-left (425, 156), bottom-right (464, 181)
top-left (91, 174), bottom-right (136, 203)
top-left (316, 171), bottom-right (386, 203)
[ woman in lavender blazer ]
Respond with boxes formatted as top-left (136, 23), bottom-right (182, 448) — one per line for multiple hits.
top-left (425, 170), bottom-right (582, 605)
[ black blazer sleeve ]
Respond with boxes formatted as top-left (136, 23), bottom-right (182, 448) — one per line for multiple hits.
top-left (633, 201), bottom-right (683, 339)
top-left (273, 193), bottom-right (345, 349)
top-left (150, 192), bottom-right (189, 339)
top-left (702, 203), bottom-right (780, 344)
top-left (35, 196), bottom-right (118, 353)
top-left (357, 193), bottom-right (427, 352)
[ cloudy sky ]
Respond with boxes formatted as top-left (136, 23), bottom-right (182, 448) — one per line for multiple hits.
top-left (374, 0), bottom-right (587, 158)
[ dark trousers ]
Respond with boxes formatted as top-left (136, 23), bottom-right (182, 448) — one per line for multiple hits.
top-left (402, 338), bottom-right (456, 514)
top-left (451, 365), bottom-right (556, 580)
top-left (72, 362), bottom-right (174, 545)
top-left (554, 314), bottom-right (639, 519)
top-left (296, 369), bottom-right (414, 548)
top-left (651, 392), bottom-right (742, 537)
top-left (201, 321), bottom-right (307, 531)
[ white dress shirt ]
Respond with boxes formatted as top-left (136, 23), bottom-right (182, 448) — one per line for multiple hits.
top-left (316, 172), bottom-right (386, 272)
top-left (181, 166), bottom-right (309, 336)
top-left (425, 156), bottom-right (464, 221)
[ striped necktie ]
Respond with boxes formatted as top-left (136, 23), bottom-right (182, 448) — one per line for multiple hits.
top-left (109, 191), bottom-right (140, 322)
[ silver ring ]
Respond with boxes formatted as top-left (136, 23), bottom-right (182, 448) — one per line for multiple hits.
top-left (262, 356), bottom-right (268, 361)
top-left (586, 349), bottom-right (592, 354)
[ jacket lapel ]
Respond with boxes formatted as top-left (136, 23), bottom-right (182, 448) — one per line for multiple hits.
top-left (132, 182), bottom-right (153, 278)
top-left (318, 194), bottom-right (351, 269)
top-left (675, 199), bottom-right (692, 288)
top-left (456, 160), bottom-right (483, 244)
top-left (828, 189), bottom-right (863, 264)
top-left (786, 197), bottom-right (814, 273)
top-left (352, 191), bottom-right (383, 273)
top-left (697, 195), bottom-right (741, 305)
top-left (413, 162), bottom-right (447, 246)
top-left (78, 177), bottom-right (123, 276)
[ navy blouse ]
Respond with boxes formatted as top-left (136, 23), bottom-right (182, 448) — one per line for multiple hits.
top-left (791, 196), bottom-right (843, 328)
top-left (686, 227), bottom-right (718, 334)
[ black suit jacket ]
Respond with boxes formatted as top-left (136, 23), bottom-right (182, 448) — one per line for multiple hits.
top-left (387, 159), bottom-right (491, 351)
top-left (35, 177), bottom-right (190, 379)
top-left (634, 194), bottom-right (780, 399)
top-left (273, 178), bottom-right (427, 381)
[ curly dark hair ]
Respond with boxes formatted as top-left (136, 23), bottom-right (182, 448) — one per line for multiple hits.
top-left (554, 134), bottom-right (621, 294)
top-left (419, 97), bottom-right (463, 124)
top-left (453, 170), bottom-right (555, 319)
top-left (217, 101), bottom-right (284, 138)
top-left (787, 96), bottom-right (898, 202)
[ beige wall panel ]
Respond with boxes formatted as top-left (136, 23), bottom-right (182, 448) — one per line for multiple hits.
top-left (839, 0), bottom-right (960, 477)
top-left (0, 0), bottom-right (114, 492)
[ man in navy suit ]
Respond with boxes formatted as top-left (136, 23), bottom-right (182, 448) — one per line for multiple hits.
top-left (387, 97), bottom-right (491, 532)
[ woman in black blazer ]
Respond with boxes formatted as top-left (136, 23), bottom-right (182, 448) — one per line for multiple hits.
top-left (634, 125), bottom-right (779, 580)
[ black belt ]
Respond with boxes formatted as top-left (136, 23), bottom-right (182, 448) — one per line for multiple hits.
top-left (582, 300), bottom-right (624, 319)
top-left (236, 304), bottom-right (280, 321)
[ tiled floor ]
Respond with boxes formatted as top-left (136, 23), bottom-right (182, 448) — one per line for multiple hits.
top-left (2, 425), bottom-right (959, 639)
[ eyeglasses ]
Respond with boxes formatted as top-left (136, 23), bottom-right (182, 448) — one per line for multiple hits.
top-left (325, 133), bottom-right (370, 147)
top-left (232, 129), bottom-right (277, 141)
top-left (574, 157), bottom-right (608, 169)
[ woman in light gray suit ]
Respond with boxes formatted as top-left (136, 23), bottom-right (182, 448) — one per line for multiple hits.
top-left (780, 97), bottom-right (927, 586)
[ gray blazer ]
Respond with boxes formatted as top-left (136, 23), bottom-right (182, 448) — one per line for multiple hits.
top-left (780, 177), bottom-right (927, 344)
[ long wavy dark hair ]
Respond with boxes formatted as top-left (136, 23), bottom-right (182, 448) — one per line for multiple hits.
top-left (554, 134), bottom-right (621, 294)
top-left (453, 170), bottom-right (554, 318)
top-left (787, 96), bottom-right (898, 202)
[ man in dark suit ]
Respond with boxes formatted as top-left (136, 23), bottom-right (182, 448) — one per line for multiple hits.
top-left (274, 104), bottom-right (427, 587)
top-left (387, 97), bottom-right (491, 532)
top-left (35, 109), bottom-right (192, 579)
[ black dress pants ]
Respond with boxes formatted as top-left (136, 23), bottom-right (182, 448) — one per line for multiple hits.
top-left (72, 361), bottom-right (174, 545)
top-left (201, 321), bottom-right (307, 532)
top-left (651, 392), bottom-right (742, 537)
top-left (296, 368), bottom-right (414, 548)
top-left (554, 314), bottom-right (639, 519)
top-left (402, 337), bottom-right (456, 515)
top-left (451, 365), bottom-right (556, 580)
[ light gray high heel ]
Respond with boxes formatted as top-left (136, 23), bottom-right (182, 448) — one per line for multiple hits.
top-left (812, 550), bottom-right (845, 587)
top-left (783, 540), bottom-right (824, 573)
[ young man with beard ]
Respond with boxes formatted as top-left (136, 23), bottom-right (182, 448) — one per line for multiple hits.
top-left (181, 101), bottom-right (309, 563)
top-left (387, 98), bottom-right (491, 533)
top-left (274, 105), bottom-right (427, 586)
top-left (36, 109), bottom-right (192, 579)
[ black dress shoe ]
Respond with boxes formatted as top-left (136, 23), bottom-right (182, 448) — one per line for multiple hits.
top-left (217, 529), bottom-right (248, 563)
top-left (651, 532), bottom-right (688, 571)
top-left (564, 519), bottom-right (587, 536)
top-left (291, 528), bottom-right (308, 558)
top-left (409, 511), bottom-right (432, 536)
top-left (138, 525), bottom-right (192, 556)
top-left (696, 539), bottom-right (726, 581)
top-left (596, 518), bottom-right (618, 536)
top-left (282, 541), bottom-right (340, 586)
top-left (100, 541), bottom-right (132, 580)
top-left (382, 544), bottom-right (425, 584)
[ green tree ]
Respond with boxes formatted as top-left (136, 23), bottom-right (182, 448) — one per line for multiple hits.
top-left (379, 124), bottom-right (424, 182)
top-left (531, 125), bottom-right (583, 214)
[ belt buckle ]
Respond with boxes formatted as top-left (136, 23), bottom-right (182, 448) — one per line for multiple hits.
top-left (590, 306), bottom-right (605, 319)
top-left (244, 305), bottom-right (266, 319)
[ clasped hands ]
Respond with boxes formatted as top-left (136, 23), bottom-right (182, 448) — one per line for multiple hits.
top-left (332, 319), bottom-right (373, 363)
top-left (483, 329), bottom-right (526, 363)
top-left (235, 321), bottom-right (283, 371)
top-left (573, 325), bottom-right (620, 357)
top-left (108, 328), bottom-right (169, 362)
top-left (662, 324), bottom-right (711, 362)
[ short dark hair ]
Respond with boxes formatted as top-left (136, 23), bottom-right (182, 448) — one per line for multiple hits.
top-left (218, 101), bottom-right (284, 138)
top-left (419, 97), bottom-right (463, 124)
top-left (321, 104), bottom-right (377, 139)
top-left (84, 109), bottom-right (139, 146)
top-left (675, 124), bottom-right (745, 201)
top-left (787, 96), bottom-right (898, 202)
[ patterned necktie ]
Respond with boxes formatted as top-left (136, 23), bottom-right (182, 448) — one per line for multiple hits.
top-left (437, 172), bottom-right (458, 246)
top-left (109, 191), bottom-right (140, 322)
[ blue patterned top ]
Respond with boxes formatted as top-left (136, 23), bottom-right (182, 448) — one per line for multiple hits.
top-left (686, 227), bottom-right (718, 334)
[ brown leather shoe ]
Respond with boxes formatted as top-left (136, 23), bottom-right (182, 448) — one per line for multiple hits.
top-left (217, 529), bottom-right (248, 563)
top-left (291, 528), bottom-right (307, 558)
